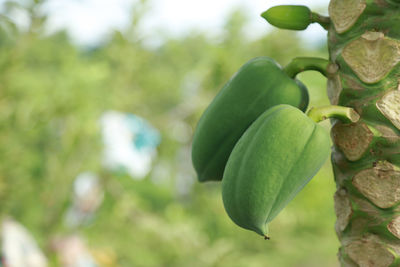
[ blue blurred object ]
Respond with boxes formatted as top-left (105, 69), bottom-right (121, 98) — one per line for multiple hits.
top-left (125, 114), bottom-right (161, 151)
top-left (100, 111), bottom-right (161, 179)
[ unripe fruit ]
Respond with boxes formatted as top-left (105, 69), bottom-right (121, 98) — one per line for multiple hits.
top-left (222, 105), bottom-right (330, 237)
top-left (192, 57), bottom-right (309, 182)
top-left (262, 5), bottom-right (312, 31)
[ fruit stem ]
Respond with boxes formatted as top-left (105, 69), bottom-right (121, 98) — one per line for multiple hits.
top-left (311, 12), bottom-right (331, 30)
top-left (283, 57), bottom-right (331, 79)
top-left (307, 105), bottom-right (360, 123)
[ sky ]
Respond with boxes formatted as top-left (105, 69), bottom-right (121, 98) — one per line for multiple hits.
top-left (4, 0), bottom-right (330, 46)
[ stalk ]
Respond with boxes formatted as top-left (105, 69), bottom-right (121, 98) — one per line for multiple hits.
top-left (327, 1), bottom-right (400, 265)
top-left (311, 12), bottom-right (331, 30)
top-left (307, 105), bottom-right (360, 123)
top-left (283, 57), bottom-right (331, 78)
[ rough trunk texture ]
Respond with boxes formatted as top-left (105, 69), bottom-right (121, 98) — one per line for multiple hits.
top-left (327, 1), bottom-right (400, 266)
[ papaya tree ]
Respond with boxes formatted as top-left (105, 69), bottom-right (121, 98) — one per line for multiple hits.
top-left (192, 1), bottom-right (400, 265)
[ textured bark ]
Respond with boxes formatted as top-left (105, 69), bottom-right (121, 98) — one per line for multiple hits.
top-left (327, 1), bottom-right (400, 266)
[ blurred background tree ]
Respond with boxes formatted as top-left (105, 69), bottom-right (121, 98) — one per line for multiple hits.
top-left (0, 0), bottom-right (338, 266)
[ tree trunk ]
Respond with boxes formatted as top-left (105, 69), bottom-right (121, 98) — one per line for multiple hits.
top-left (327, 1), bottom-right (400, 266)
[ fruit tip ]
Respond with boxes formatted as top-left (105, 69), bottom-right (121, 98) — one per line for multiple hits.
top-left (260, 9), bottom-right (270, 20)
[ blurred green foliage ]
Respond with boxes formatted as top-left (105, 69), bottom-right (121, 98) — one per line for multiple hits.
top-left (0, 1), bottom-right (339, 266)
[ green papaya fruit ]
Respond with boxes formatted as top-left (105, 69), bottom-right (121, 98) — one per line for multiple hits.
top-left (261, 5), bottom-right (312, 30)
top-left (192, 57), bottom-right (309, 182)
top-left (222, 104), bottom-right (330, 237)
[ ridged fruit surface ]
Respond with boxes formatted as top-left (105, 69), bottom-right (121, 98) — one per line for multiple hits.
top-left (192, 57), bottom-right (309, 182)
top-left (222, 105), bottom-right (330, 236)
